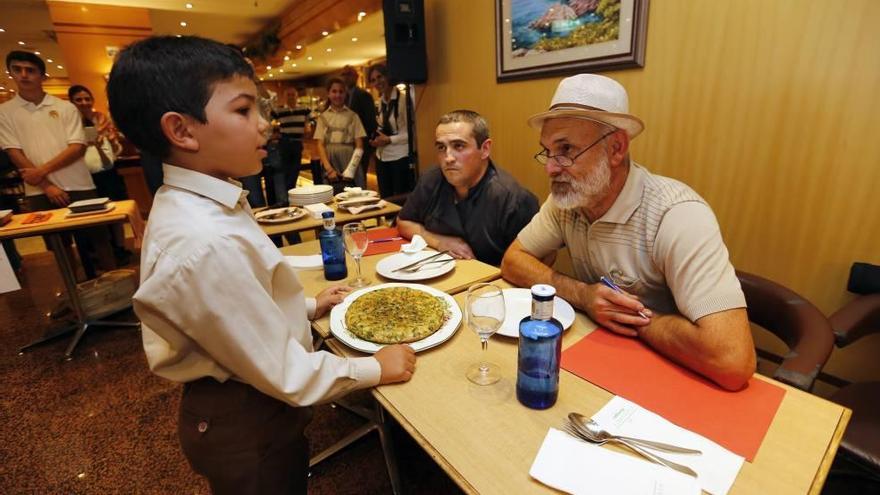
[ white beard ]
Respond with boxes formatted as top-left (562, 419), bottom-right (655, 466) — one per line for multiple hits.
top-left (549, 153), bottom-right (612, 210)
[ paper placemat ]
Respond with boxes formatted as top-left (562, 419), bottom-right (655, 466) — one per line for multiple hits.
top-left (363, 227), bottom-right (406, 256)
top-left (561, 330), bottom-right (785, 461)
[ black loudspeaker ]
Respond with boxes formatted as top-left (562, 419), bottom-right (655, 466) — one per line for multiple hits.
top-left (383, 0), bottom-right (427, 84)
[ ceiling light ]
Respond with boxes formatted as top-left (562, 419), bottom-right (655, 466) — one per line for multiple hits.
top-left (176, 34), bottom-right (182, 38)
top-left (259, 76), bottom-right (264, 81)
top-left (325, 48), bottom-right (332, 52)
top-left (279, 69), bottom-right (284, 72)
top-left (266, 65), bottom-right (271, 70)
top-left (283, 55), bottom-right (290, 61)
top-left (47, 59), bottom-right (54, 63)
top-left (307, 56), bottom-right (312, 61)
top-left (17, 41), bottom-right (25, 46)
top-left (180, 21), bottom-right (187, 27)
top-left (57, 65), bottom-right (63, 69)
top-left (0, 28), bottom-right (5, 33)
top-left (321, 31), bottom-right (329, 36)
top-left (292, 63), bottom-right (297, 67)
top-left (358, 11), bottom-right (366, 21)
top-left (295, 45), bottom-right (302, 50)
top-left (185, 3), bottom-right (193, 8)
top-left (34, 51), bottom-right (40, 55)
top-left (351, 37), bottom-right (358, 42)
top-left (45, 73), bottom-right (50, 77)
top-left (268, 74), bottom-right (273, 78)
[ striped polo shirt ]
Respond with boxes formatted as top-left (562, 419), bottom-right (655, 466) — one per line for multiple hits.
top-left (271, 106), bottom-right (310, 140)
top-left (518, 162), bottom-right (745, 321)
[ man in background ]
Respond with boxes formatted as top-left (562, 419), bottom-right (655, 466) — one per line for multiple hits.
top-left (272, 87), bottom-right (311, 192)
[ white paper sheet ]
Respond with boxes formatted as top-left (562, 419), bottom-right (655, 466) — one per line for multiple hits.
top-left (592, 396), bottom-right (744, 495)
top-left (530, 428), bottom-right (701, 495)
top-left (285, 255), bottom-right (323, 270)
top-left (0, 245), bottom-right (21, 294)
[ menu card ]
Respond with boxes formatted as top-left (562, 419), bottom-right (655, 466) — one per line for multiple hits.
top-left (561, 330), bottom-right (785, 461)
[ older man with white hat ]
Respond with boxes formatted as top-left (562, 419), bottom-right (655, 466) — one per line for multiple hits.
top-left (501, 74), bottom-right (755, 391)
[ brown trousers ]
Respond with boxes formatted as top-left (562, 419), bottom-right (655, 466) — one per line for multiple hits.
top-left (178, 378), bottom-right (313, 495)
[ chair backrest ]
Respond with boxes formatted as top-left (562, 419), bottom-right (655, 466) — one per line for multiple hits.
top-left (736, 270), bottom-right (835, 391)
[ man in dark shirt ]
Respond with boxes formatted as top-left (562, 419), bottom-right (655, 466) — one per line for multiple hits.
top-left (398, 110), bottom-right (539, 266)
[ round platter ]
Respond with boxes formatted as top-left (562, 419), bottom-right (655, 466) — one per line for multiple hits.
top-left (255, 206), bottom-right (307, 224)
top-left (329, 283), bottom-right (463, 353)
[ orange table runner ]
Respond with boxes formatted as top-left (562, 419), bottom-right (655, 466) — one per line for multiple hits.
top-left (363, 227), bottom-right (406, 256)
top-left (561, 330), bottom-right (785, 461)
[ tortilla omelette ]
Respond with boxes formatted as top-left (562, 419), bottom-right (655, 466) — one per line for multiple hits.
top-left (345, 287), bottom-right (448, 344)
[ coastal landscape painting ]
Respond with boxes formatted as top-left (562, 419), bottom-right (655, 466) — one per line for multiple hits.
top-left (496, 0), bottom-right (648, 81)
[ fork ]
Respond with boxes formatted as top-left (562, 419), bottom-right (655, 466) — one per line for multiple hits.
top-left (401, 257), bottom-right (454, 273)
top-left (562, 421), bottom-right (698, 477)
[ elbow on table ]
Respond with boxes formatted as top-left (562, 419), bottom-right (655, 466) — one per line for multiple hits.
top-left (709, 347), bottom-right (757, 391)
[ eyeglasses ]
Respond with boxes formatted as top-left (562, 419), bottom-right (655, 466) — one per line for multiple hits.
top-left (533, 130), bottom-right (615, 168)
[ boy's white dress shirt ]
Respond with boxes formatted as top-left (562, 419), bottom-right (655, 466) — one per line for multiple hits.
top-left (134, 164), bottom-right (381, 406)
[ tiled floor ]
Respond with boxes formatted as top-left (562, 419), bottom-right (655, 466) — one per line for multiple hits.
top-left (0, 247), bottom-right (462, 494)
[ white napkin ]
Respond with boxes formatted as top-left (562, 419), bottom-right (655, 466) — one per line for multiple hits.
top-left (401, 234), bottom-right (427, 253)
top-left (592, 397), bottom-right (744, 495)
top-left (530, 428), bottom-right (701, 495)
top-left (285, 255), bottom-right (323, 270)
top-left (304, 202), bottom-right (333, 219)
top-left (343, 186), bottom-right (363, 194)
top-left (340, 200), bottom-right (386, 215)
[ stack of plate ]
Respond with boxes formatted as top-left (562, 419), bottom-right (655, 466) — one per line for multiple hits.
top-left (288, 185), bottom-right (334, 206)
top-left (68, 197), bottom-right (111, 213)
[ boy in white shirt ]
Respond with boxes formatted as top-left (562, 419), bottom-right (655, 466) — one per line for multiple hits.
top-left (107, 36), bottom-right (416, 494)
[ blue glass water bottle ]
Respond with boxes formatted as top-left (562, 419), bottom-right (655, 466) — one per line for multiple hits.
top-left (318, 211), bottom-right (348, 281)
top-left (516, 284), bottom-right (563, 409)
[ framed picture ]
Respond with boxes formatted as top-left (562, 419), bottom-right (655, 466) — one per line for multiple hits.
top-left (495, 0), bottom-right (649, 82)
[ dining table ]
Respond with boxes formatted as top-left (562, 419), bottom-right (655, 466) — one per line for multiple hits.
top-left (260, 200), bottom-right (402, 237)
top-left (305, 268), bottom-right (850, 494)
top-left (0, 199), bottom-right (144, 358)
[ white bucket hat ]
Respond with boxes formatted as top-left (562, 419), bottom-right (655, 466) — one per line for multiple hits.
top-left (527, 74), bottom-right (644, 138)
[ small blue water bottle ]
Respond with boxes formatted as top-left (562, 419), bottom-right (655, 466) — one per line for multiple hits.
top-left (318, 211), bottom-right (347, 281)
top-left (516, 284), bottom-right (563, 409)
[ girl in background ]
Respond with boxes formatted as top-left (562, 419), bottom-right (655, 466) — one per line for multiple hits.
top-left (313, 78), bottom-right (367, 189)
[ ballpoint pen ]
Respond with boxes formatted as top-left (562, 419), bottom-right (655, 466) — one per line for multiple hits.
top-left (599, 276), bottom-right (650, 320)
top-left (370, 236), bottom-right (403, 243)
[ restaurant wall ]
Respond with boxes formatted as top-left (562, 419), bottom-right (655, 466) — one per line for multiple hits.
top-left (417, 0), bottom-right (880, 385)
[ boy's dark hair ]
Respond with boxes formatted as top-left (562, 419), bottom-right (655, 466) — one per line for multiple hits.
top-left (438, 109), bottom-right (490, 147)
top-left (326, 77), bottom-right (346, 92)
top-left (5, 51), bottom-right (46, 75)
top-left (107, 35), bottom-right (254, 159)
top-left (68, 84), bottom-right (92, 100)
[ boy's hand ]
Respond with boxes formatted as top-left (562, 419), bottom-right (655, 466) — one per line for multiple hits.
top-left (314, 285), bottom-right (351, 319)
top-left (375, 344), bottom-right (416, 384)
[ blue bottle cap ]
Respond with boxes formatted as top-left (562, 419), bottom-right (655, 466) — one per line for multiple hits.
top-left (321, 211), bottom-right (335, 219)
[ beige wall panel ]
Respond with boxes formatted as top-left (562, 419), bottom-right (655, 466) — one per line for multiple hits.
top-left (418, 0), bottom-right (880, 384)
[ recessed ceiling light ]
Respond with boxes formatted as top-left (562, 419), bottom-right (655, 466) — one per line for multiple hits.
top-left (176, 34), bottom-right (182, 38)
top-left (325, 48), bottom-right (332, 52)
top-left (295, 45), bottom-right (302, 50)
top-left (358, 11), bottom-right (366, 21)
top-left (57, 65), bottom-right (63, 69)
top-left (279, 69), bottom-right (284, 73)
top-left (17, 41), bottom-right (25, 45)
top-left (351, 37), bottom-right (358, 42)
top-left (0, 28), bottom-right (6, 33)
top-left (185, 3), bottom-right (193, 8)
top-left (292, 63), bottom-right (297, 67)
top-left (307, 56), bottom-right (312, 61)
top-left (180, 21), bottom-right (187, 27)
top-left (47, 59), bottom-right (54, 63)
top-left (259, 76), bottom-right (264, 81)
top-left (268, 73), bottom-right (273, 78)
top-left (266, 65), bottom-right (271, 70)
top-left (34, 51), bottom-right (40, 55)
top-left (45, 73), bottom-right (50, 77)
top-left (284, 55), bottom-right (290, 61)
top-left (321, 31), bottom-right (329, 36)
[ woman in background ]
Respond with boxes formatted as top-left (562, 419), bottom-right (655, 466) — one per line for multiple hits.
top-left (367, 64), bottom-right (414, 198)
top-left (68, 85), bottom-right (131, 265)
top-left (313, 78), bottom-right (367, 189)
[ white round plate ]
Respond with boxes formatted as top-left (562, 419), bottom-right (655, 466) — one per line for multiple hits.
top-left (375, 250), bottom-right (455, 281)
top-left (255, 207), bottom-right (307, 224)
top-left (335, 190), bottom-right (379, 202)
top-left (289, 184), bottom-right (333, 196)
top-left (329, 283), bottom-right (463, 353)
top-left (496, 288), bottom-right (576, 338)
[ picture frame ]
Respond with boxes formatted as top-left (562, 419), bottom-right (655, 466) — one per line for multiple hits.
top-left (495, 0), bottom-right (649, 82)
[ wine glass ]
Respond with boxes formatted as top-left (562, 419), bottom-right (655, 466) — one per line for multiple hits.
top-left (342, 222), bottom-right (370, 288)
top-left (465, 283), bottom-right (506, 385)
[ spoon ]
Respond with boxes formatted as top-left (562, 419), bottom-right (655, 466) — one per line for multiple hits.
top-left (568, 413), bottom-right (702, 454)
top-left (565, 417), bottom-right (698, 478)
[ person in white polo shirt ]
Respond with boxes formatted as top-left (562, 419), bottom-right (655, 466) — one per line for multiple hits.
top-left (501, 74), bottom-right (756, 391)
top-left (0, 50), bottom-right (110, 279)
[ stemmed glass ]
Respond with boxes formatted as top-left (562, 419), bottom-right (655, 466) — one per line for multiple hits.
top-left (342, 222), bottom-right (370, 288)
top-left (465, 283), bottom-right (506, 385)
